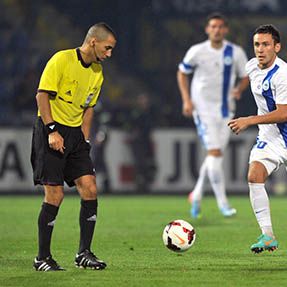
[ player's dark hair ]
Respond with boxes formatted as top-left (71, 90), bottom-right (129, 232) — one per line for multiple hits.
top-left (206, 12), bottom-right (228, 26)
top-left (254, 24), bottom-right (280, 44)
top-left (85, 22), bottom-right (116, 42)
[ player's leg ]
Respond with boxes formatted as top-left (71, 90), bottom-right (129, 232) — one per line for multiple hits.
top-left (189, 158), bottom-right (208, 218)
top-left (34, 185), bottom-right (65, 271)
top-left (189, 113), bottom-right (209, 218)
top-left (74, 175), bottom-right (106, 269)
top-left (198, 117), bottom-right (235, 217)
top-left (76, 174), bottom-right (98, 253)
top-left (248, 157), bottom-right (278, 253)
top-left (190, 151), bottom-right (230, 217)
top-left (189, 157), bottom-right (208, 203)
top-left (205, 149), bottom-right (235, 216)
top-left (190, 148), bottom-right (229, 206)
top-left (248, 140), bottom-right (283, 253)
top-left (31, 118), bottom-right (66, 271)
top-left (65, 128), bottom-right (106, 269)
top-left (208, 119), bottom-right (236, 216)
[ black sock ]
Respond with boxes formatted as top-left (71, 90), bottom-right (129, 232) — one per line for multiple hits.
top-left (79, 199), bottom-right (98, 253)
top-left (37, 202), bottom-right (59, 260)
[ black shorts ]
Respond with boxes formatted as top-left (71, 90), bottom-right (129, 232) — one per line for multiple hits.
top-left (31, 117), bottom-right (95, 187)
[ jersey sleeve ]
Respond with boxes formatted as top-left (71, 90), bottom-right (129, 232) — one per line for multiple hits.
top-left (178, 46), bottom-right (198, 74)
top-left (274, 71), bottom-right (287, 104)
top-left (245, 58), bottom-right (257, 77)
top-left (234, 46), bottom-right (248, 78)
top-left (38, 52), bottom-right (66, 96)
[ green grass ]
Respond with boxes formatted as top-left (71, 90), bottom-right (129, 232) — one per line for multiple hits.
top-left (1, 195), bottom-right (287, 287)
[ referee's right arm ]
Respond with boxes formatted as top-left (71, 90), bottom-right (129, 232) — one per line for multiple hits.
top-left (36, 92), bottom-right (54, 125)
top-left (36, 92), bottom-right (65, 154)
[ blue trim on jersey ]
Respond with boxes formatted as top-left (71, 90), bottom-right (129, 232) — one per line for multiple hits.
top-left (180, 62), bottom-right (193, 72)
top-left (194, 114), bottom-right (207, 149)
top-left (262, 64), bottom-right (287, 147)
top-left (222, 45), bottom-right (233, 118)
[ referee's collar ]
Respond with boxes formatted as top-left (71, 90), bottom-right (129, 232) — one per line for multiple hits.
top-left (76, 48), bottom-right (91, 68)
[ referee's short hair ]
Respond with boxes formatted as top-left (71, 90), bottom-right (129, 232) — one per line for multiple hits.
top-left (85, 22), bottom-right (116, 43)
top-left (253, 24), bottom-right (280, 44)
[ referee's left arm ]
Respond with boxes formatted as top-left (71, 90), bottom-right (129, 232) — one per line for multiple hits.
top-left (82, 107), bottom-right (94, 142)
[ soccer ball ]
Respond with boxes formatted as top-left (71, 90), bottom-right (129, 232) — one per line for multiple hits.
top-left (162, 219), bottom-right (196, 252)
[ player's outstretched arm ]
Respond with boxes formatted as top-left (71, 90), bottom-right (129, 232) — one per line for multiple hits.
top-left (228, 104), bottom-right (287, 135)
top-left (228, 116), bottom-right (254, 134)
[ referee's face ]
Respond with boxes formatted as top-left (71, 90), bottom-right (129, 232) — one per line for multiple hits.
top-left (206, 19), bottom-right (228, 44)
top-left (93, 34), bottom-right (116, 63)
top-left (253, 33), bottom-right (281, 69)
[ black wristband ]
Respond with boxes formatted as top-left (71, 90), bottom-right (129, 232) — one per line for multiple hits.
top-left (46, 122), bottom-right (57, 134)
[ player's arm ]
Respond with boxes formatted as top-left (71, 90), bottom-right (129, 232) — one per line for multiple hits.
top-left (231, 76), bottom-right (249, 100)
top-left (228, 104), bottom-right (287, 134)
top-left (232, 47), bottom-right (249, 100)
top-left (36, 92), bottom-right (54, 124)
top-left (177, 70), bottom-right (193, 117)
top-left (36, 91), bottom-right (65, 153)
top-left (82, 106), bottom-right (94, 142)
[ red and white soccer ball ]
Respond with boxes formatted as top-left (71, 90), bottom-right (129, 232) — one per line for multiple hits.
top-left (162, 219), bottom-right (196, 252)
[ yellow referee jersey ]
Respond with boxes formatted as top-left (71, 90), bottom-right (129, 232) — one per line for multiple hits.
top-left (38, 48), bottom-right (103, 127)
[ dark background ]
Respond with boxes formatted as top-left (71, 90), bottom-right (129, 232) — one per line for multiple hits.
top-left (1, 0), bottom-right (286, 128)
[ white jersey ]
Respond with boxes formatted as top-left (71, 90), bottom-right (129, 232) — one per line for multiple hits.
top-left (246, 57), bottom-right (287, 149)
top-left (178, 40), bottom-right (247, 118)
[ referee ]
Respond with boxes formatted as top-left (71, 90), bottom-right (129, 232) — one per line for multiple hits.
top-left (31, 23), bottom-right (116, 271)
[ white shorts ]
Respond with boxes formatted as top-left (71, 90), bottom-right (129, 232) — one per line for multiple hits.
top-left (249, 139), bottom-right (287, 175)
top-left (193, 112), bottom-right (231, 151)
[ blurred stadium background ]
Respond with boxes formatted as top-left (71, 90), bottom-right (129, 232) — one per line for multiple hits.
top-left (1, 0), bottom-right (287, 195)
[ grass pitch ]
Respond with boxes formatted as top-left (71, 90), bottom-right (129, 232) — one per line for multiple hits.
top-left (1, 195), bottom-right (287, 287)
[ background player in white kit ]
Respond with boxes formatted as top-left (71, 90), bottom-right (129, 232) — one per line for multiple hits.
top-left (228, 24), bottom-right (287, 253)
top-left (177, 13), bottom-right (249, 218)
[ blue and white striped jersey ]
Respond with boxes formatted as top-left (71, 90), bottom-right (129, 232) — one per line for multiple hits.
top-left (246, 57), bottom-right (287, 149)
top-left (178, 40), bottom-right (247, 118)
